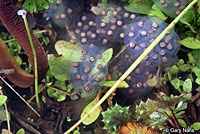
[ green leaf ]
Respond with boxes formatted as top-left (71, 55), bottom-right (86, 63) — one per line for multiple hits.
top-left (194, 69), bottom-right (200, 77)
top-left (175, 102), bottom-right (187, 112)
top-left (179, 64), bottom-right (191, 72)
top-left (178, 119), bottom-right (187, 128)
top-left (55, 41), bottom-right (79, 58)
top-left (23, 0), bottom-right (56, 13)
top-left (0, 106), bottom-right (9, 122)
top-left (148, 4), bottom-right (167, 20)
top-left (192, 122), bottom-right (200, 131)
top-left (125, 0), bottom-right (154, 14)
top-left (81, 98), bottom-right (101, 125)
top-left (183, 78), bottom-right (192, 93)
top-left (180, 38), bottom-right (200, 49)
top-left (103, 81), bottom-right (129, 88)
top-left (170, 78), bottom-right (180, 90)
top-left (188, 53), bottom-right (195, 64)
top-left (175, 101), bottom-right (183, 112)
top-left (0, 95), bottom-right (7, 106)
top-left (48, 55), bottom-right (71, 81)
top-left (180, 10), bottom-right (196, 33)
top-left (195, 77), bottom-right (200, 85)
top-left (169, 65), bottom-right (178, 75)
top-left (16, 128), bottom-right (25, 134)
top-left (177, 59), bottom-right (184, 66)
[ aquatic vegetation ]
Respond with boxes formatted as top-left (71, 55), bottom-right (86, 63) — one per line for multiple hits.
top-left (0, 0), bottom-right (200, 133)
top-left (149, 92), bottom-right (192, 128)
top-left (102, 103), bottom-right (131, 133)
top-left (121, 122), bottom-right (158, 134)
top-left (134, 99), bottom-right (167, 130)
top-left (22, 0), bottom-right (56, 13)
top-left (153, 0), bottom-right (189, 18)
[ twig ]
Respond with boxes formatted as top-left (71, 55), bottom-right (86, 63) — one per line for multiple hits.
top-left (46, 85), bottom-right (73, 96)
top-left (0, 76), bottom-right (40, 117)
top-left (27, 85), bottom-right (47, 103)
top-left (64, 1), bottom-right (199, 133)
top-left (96, 89), bottom-right (107, 112)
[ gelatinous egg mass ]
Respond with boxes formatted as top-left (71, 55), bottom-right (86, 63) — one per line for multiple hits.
top-left (94, 3), bottom-right (138, 43)
top-left (72, 12), bottom-right (115, 49)
top-left (109, 50), bottom-right (157, 98)
top-left (153, 0), bottom-right (189, 18)
top-left (43, 0), bottom-right (81, 28)
top-left (69, 45), bottom-right (108, 99)
top-left (124, 16), bottom-right (180, 67)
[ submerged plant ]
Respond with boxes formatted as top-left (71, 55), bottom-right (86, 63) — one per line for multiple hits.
top-left (149, 92), bottom-right (192, 129)
top-left (102, 103), bottom-right (131, 133)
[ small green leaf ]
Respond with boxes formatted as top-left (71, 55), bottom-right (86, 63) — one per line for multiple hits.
top-left (178, 119), bottom-right (187, 128)
top-left (0, 95), bottom-right (7, 106)
top-left (177, 59), bottom-right (184, 66)
top-left (180, 10), bottom-right (196, 33)
top-left (48, 55), bottom-right (71, 81)
top-left (170, 78), bottom-right (180, 90)
top-left (16, 128), bottom-right (25, 134)
top-left (195, 77), bottom-right (200, 85)
top-left (148, 4), bottom-right (167, 20)
top-left (192, 122), bottom-right (200, 131)
top-left (103, 81), bottom-right (129, 88)
top-left (81, 98), bottom-right (101, 125)
top-left (194, 69), bottom-right (200, 77)
top-left (169, 65), bottom-right (178, 75)
top-left (188, 53), bottom-right (195, 64)
top-left (55, 40), bottom-right (80, 59)
top-left (179, 64), bottom-right (191, 72)
top-left (175, 101), bottom-right (183, 112)
top-left (180, 38), bottom-right (200, 49)
top-left (125, 0), bottom-right (153, 14)
top-left (183, 78), bottom-right (192, 93)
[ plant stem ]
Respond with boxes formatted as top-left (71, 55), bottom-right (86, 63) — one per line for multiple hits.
top-left (23, 17), bottom-right (40, 109)
top-left (64, 0), bottom-right (198, 133)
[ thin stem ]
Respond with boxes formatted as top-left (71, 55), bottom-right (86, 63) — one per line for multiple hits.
top-left (64, 0), bottom-right (198, 133)
top-left (22, 17), bottom-right (40, 109)
top-left (0, 87), bottom-right (10, 134)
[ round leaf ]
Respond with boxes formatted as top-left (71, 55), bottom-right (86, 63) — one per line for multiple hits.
top-left (192, 122), bottom-right (200, 131)
top-left (183, 79), bottom-right (192, 93)
top-left (81, 98), bottom-right (101, 125)
top-left (0, 95), bottom-right (7, 106)
top-left (180, 38), bottom-right (200, 49)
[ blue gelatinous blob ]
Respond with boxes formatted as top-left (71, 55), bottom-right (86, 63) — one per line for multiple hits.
top-left (94, 3), bottom-right (139, 43)
top-left (153, 0), bottom-right (189, 18)
top-left (43, 0), bottom-right (81, 28)
top-left (69, 45), bottom-right (108, 99)
top-left (124, 16), bottom-right (180, 67)
top-left (109, 50), bottom-right (157, 98)
top-left (72, 12), bottom-right (115, 49)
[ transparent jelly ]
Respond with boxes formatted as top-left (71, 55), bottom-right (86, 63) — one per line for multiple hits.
top-left (124, 16), bottom-right (180, 67)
